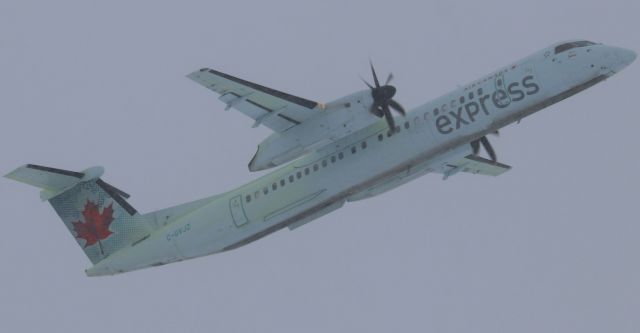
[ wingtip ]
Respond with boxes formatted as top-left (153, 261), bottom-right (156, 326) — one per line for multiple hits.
top-left (186, 68), bottom-right (210, 78)
top-left (4, 165), bottom-right (26, 180)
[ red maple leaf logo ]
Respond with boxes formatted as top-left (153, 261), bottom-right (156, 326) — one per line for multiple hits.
top-left (72, 200), bottom-right (114, 254)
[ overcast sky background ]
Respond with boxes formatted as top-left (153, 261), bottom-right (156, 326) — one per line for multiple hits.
top-left (1, 1), bottom-right (639, 332)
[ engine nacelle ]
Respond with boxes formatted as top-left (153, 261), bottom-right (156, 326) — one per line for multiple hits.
top-left (248, 90), bottom-right (376, 171)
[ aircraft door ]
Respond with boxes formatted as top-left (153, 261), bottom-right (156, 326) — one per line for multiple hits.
top-left (229, 195), bottom-right (249, 227)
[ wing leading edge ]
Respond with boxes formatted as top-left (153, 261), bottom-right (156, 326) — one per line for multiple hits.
top-left (187, 68), bottom-right (322, 133)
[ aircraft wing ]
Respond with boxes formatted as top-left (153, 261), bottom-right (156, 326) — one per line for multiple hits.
top-left (187, 68), bottom-right (322, 133)
top-left (441, 155), bottom-right (511, 179)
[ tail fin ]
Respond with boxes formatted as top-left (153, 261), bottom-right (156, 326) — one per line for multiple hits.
top-left (5, 164), bottom-right (152, 264)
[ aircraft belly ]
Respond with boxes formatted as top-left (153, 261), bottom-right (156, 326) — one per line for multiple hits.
top-left (264, 189), bottom-right (327, 222)
top-left (347, 164), bottom-right (428, 202)
top-left (287, 199), bottom-right (345, 230)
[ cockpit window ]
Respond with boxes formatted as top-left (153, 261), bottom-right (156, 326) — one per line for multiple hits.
top-left (555, 41), bottom-right (597, 54)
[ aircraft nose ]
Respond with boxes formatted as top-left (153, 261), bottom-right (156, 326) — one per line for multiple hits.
top-left (613, 47), bottom-right (637, 67)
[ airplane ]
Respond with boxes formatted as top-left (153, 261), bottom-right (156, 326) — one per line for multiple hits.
top-left (5, 40), bottom-right (636, 276)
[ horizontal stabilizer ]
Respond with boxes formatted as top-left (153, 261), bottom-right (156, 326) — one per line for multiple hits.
top-left (6, 164), bottom-right (86, 193)
top-left (5, 164), bottom-right (134, 213)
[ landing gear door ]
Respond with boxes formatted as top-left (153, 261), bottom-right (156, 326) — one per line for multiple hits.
top-left (229, 195), bottom-right (249, 227)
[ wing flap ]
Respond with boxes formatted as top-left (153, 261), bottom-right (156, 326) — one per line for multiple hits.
top-left (188, 68), bottom-right (320, 133)
top-left (442, 155), bottom-right (511, 179)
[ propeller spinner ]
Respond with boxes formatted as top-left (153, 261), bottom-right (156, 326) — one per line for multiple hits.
top-left (362, 62), bottom-right (406, 130)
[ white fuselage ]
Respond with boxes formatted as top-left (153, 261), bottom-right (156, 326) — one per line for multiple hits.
top-left (87, 41), bottom-right (636, 276)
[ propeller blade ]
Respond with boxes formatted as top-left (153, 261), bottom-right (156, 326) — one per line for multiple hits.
top-left (361, 62), bottom-right (404, 130)
top-left (360, 75), bottom-right (374, 90)
top-left (385, 72), bottom-right (394, 85)
top-left (479, 136), bottom-right (497, 162)
top-left (388, 99), bottom-right (406, 116)
top-left (99, 179), bottom-right (131, 199)
top-left (370, 61), bottom-right (381, 88)
top-left (471, 140), bottom-right (480, 155)
top-left (382, 104), bottom-right (396, 130)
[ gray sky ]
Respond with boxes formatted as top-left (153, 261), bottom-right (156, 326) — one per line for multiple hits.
top-left (1, 0), bottom-right (639, 332)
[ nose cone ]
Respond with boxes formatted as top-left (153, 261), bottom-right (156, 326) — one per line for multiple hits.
top-left (613, 47), bottom-right (637, 69)
top-left (373, 85), bottom-right (397, 100)
top-left (385, 85), bottom-right (397, 98)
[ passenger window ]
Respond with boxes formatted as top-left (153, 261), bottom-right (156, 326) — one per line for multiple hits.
top-left (387, 130), bottom-right (393, 137)
top-left (351, 146), bottom-right (357, 154)
top-left (313, 164), bottom-right (319, 171)
top-left (322, 160), bottom-right (327, 167)
top-left (404, 122), bottom-right (410, 129)
top-left (338, 152), bottom-right (344, 160)
top-left (246, 195), bottom-right (251, 203)
top-left (361, 141), bottom-right (367, 149)
top-left (263, 187), bottom-right (268, 195)
top-left (331, 156), bottom-right (336, 163)
top-left (254, 191), bottom-right (260, 199)
top-left (289, 175), bottom-right (294, 183)
top-left (280, 179), bottom-right (285, 186)
top-left (378, 134), bottom-right (384, 141)
top-left (395, 126), bottom-right (400, 133)
top-left (297, 171), bottom-right (302, 179)
top-left (304, 167), bottom-right (310, 175)
top-left (272, 183), bottom-right (277, 191)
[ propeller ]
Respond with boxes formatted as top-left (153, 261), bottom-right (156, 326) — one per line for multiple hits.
top-left (471, 131), bottom-right (500, 163)
top-left (361, 62), bottom-right (406, 130)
